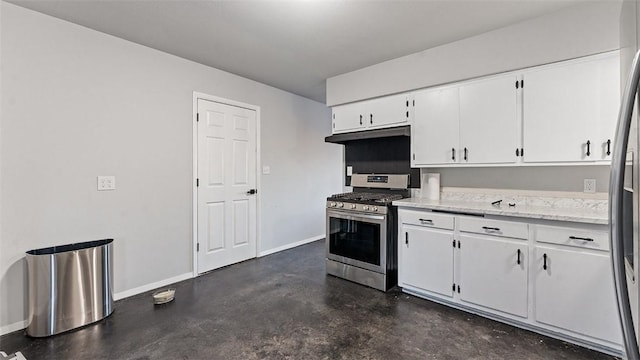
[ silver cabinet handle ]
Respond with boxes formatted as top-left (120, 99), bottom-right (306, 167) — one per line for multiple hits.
top-left (610, 49), bottom-right (640, 360)
top-left (419, 219), bottom-right (433, 224)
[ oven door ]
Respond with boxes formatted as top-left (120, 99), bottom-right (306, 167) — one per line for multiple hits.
top-left (326, 209), bottom-right (387, 273)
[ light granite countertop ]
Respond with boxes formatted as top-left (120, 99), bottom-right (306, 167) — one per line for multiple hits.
top-left (393, 189), bottom-right (609, 225)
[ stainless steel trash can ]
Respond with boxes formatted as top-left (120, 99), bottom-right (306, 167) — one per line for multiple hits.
top-left (26, 239), bottom-right (114, 337)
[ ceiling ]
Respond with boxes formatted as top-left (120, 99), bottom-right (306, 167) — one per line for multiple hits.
top-left (9, 0), bottom-right (593, 103)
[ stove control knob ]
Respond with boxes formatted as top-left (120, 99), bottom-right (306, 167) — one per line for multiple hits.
top-left (337, 202), bottom-right (344, 208)
top-left (363, 205), bottom-right (370, 211)
top-left (329, 202), bottom-right (336, 207)
top-left (373, 206), bottom-right (378, 212)
top-left (351, 204), bottom-right (357, 209)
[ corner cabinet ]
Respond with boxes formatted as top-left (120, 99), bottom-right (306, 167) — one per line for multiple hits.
top-left (331, 93), bottom-right (411, 134)
top-left (397, 208), bottom-right (622, 355)
top-left (522, 52), bottom-right (620, 163)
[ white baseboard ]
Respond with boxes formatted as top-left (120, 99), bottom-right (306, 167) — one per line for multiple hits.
top-left (114, 272), bottom-right (193, 301)
top-left (258, 235), bottom-right (324, 257)
top-left (0, 320), bottom-right (28, 336)
top-left (2, 242), bottom-right (317, 336)
top-left (0, 272), bottom-right (195, 336)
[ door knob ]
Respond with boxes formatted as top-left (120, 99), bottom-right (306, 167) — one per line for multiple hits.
top-left (247, 189), bottom-right (257, 195)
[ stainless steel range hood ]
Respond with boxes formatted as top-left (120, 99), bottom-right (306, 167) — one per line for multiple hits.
top-left (324, 125), bottom-right (410, 144)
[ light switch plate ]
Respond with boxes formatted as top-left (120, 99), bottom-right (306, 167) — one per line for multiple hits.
top-left (97, 176), bottom-right (116, 191)
top-left (346, 166), bottom-right (353, 176)
top-left (262, 166), bottom-right (271, 175)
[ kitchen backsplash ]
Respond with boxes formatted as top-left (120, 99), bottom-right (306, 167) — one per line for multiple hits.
top-left (344, 136), bottom-right (420, 188)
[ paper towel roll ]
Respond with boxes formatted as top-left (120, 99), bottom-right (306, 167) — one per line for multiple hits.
top-left (421, 173), bottom-right (440, 200)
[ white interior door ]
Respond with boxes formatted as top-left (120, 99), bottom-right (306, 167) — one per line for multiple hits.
top-left (197, 98), bottom-right (257, 274)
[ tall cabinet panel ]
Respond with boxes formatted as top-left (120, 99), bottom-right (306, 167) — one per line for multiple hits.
top-left (459, 75), bottom-right (518, 164)
top-left (522, 53), bottom-right (620, 163)
top-left (412, 87), bottom-right (460, 166)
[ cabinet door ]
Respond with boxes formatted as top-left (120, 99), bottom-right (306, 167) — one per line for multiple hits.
top-left (400, 225), bottom-right (454, 297)
top-left (332, 102), bottom-right (365, 133)
top-left (367, 93), bottom-right (411, 129)
top-left (458, 234), bottom-right (528, 317)
top-left (523, 55), bottom-right (619, 163)
top-left (412, 87), bottom-right (460, 166)
top-left (534, 246), bottom-right (622, 344)
top-left (459, 75), bottom-right (518, 164)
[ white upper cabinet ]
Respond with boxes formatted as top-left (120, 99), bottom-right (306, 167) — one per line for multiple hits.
top-left (367, 93), bottom-right (412, 129)
top-left (412, 86), bottom-right (460, 166)
top-left (331, 93), bottom-right (411, 134)
top-left (333, 50), bottom-right (619, 166)
top-left (522, 52), bottom-right (620, 163)
top-left (459, 75), bottom-right (518, 164)
top-left (412, 74), bottom-right (518, 166)
top-left (331, 102), bottom-right (366, 133)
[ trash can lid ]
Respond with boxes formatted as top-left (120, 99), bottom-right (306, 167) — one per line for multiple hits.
top-left (26, 238), bottom-right (113, 255)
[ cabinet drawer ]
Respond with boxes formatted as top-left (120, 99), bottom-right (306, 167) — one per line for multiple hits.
top-left (458, 217), bottom-right (528, 239)
top-left (400, 210), bottom-right (454, 230)
top-left (534, 225), bottom-right (609, 251)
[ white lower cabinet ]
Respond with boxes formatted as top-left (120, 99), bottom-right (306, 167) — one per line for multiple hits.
top-left (458, 234), bottom-right (527, 317)
top-left (400, 226), bottom-right (454, 297)
top-left (397, 208), bottom-right (622, 354)
top-left (534, 245), bottom-right (622, 345)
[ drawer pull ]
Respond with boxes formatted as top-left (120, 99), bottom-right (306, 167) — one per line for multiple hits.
top-left (517, 249), bottom-right (521, 265)
top-left (543, 253), bottom-right (548, 270)
top-left (569, 236), bottom-right (594, 242)
top-left (419, 219), bottom-right (433, 224)
top-left (482, 226), bottom-right (500, 232)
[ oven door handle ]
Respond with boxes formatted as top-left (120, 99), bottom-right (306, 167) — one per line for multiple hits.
top-left (327, 211), bottom-right (385, 222)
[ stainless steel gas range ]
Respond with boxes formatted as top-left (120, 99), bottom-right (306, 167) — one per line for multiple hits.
top-left (325, 174), bottom-right (410, 291)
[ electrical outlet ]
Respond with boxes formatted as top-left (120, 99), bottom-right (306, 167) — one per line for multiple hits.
top-left (346, 166), bottom-right (353, 176)
top-left (262, 166), bottom-right (271, 175)
top-left (97, 176), bottom-right (116, 191)
top-left (584, 179), bottom-right (596, 193)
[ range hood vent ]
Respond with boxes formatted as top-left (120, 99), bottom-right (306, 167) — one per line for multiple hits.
top-left (325, 125), bottom-right (410, 144)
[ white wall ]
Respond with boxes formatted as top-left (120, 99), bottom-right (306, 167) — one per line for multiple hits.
top-left (327, 2), bottom-right (622, 106)
top-left (0, 3), bottom-right (342, 333)
top-left (422, 166), bottom-right (611, 193)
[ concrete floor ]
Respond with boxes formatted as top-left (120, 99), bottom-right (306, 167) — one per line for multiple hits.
top-left (0, 240), bottom-right (617, 359)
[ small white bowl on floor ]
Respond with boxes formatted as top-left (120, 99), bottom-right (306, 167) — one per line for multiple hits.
top-left (152, 288), bottom-right (175, 305)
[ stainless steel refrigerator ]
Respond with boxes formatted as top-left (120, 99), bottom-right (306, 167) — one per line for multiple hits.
top-left (611, 49), bottom-right (640, 360)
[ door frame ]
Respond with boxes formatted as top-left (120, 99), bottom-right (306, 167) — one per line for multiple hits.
top-left (192, 92), bottom-right (261, 276)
